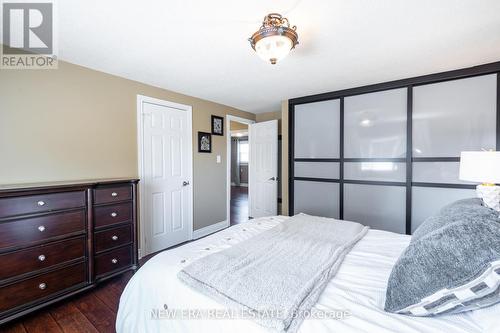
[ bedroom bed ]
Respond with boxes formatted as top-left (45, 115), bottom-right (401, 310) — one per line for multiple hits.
top-left (116, 215), bottom-right (494, 333)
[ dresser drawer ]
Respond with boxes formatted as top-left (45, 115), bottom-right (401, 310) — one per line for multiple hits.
top-left (0, 210), bottom-right (86, 251)
top-left (95, 246), bottom-right (132, 278)
top-left (94, 185), bottom-right (132, 205)
top-left (0, 263), bottom-right (86, 312)
top-left (0, 191), bottom-right (86, 219)
top-left (0, 237), bottom-right (85, 281)
top-left (94, 224), bottom-right (132, 253)
top-left (94, 203), bottom-right (132, 229)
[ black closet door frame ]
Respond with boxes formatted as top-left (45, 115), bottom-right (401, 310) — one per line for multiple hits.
top-left (288, 61), bottom-right (500, 234)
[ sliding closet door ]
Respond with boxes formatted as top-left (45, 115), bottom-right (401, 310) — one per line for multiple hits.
top-left (294, 181), bottom-right (340, 218)
top-left (411, 74), bottom-right (497, 231)
top-left (343, 88), bottom-right (407, 233)
top-left (344, 184), bottom-right (406, 233)
top-left (290, 70), bottom-right (498, 235)
top-left (343, 89), bottom-right (407, 159)
top-left (293, 99), bottom-right (340, 218)
top-left (412, 75), bottom-right (496, 157)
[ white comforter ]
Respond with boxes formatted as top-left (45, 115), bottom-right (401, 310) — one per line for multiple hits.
top-left (116, 216), bottom-right (485, 333)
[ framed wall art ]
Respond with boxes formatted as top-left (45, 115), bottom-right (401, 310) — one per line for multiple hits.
top-left (211, 115), bottom-right (224, 136)
top-left (198, 131), bottom-right (212, 153)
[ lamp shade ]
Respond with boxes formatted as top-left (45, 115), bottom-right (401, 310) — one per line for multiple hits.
top-left (459, 151), bottom-right (500, 183)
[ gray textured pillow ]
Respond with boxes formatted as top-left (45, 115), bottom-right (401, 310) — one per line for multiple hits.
top-left (385, 198), bottom-right (500, 316)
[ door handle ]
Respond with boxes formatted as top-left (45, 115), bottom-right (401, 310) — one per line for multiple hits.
top-left (268, 177), bottom-right (276, 181)
top-left (182, 181), bottom-right (190, 186)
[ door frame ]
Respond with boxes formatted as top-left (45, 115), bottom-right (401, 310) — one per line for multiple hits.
top-left (137, 94), bottom-right (193, 258)
top-left (226, 115), bottom-right (255, 227)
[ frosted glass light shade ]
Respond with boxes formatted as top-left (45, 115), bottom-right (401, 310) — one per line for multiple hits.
top-left (459, 151), bottom-right (500, 184)
top-left (255, 35), bottom-right (293, 64)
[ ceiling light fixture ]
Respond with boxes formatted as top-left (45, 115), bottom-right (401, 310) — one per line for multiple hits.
top-left (248, 13), bottom-right (299, 65)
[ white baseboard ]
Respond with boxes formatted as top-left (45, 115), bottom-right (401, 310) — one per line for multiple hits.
top-left (192, 220), bottom-right (229, 239)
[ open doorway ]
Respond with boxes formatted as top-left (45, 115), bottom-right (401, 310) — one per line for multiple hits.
top-left (226, 116), bottom-right (254, 226)
top-left (230, 121), bottom-right (249, 225)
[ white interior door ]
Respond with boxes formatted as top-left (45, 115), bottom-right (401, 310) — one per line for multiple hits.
top-left (140, 98), bottom-right (192, 255)
top-left (249, 120), bottom-right (278, 218)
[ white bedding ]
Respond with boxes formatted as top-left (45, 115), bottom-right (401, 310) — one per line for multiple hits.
top-left (116, 216), bottom-right (484, 333)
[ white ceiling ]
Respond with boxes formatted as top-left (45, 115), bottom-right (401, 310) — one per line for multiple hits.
top-left (58, 0), bottom-right (500, 114)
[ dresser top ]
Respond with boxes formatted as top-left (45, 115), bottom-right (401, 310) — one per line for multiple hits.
top-left (0, 178), bottom-right (139, 193)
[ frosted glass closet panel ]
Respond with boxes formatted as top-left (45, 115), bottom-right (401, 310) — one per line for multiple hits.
top-left (413, 74), bottom-right (497, 157)
top-left (412, 162), bottom-right (475, 184)
top-left (294, 162), bottom-right (339, 179)
top-left (344, 184), bottom-right (406, 233)
top-left (411, 187), bottom-right (476, 233)
top-left (344, 162), bottom-right (406, 182)
top-left (294, 100), bottom-right (340, 158)
top-left (294, 181), bottom-right (339, 218)
top-left (344, 88), bottom-right (407, 158)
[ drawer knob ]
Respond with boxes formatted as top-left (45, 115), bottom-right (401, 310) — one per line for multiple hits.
top-left (111, 192), bottom-right (118, 197)
top-left (38, 225), bottom-right (45, 232)
top-left (111, 258), bottom-right (118, 264)
top-left (37, 200), bottom-right (45, 206)
top-left (39, 283), bottom-right (47, 290)
top-left (38, 254), bottom-right (46, 262)
top-left (110, 212), bottom-right (118, 218)
top-left (111, 235), bottom-right (118, 241)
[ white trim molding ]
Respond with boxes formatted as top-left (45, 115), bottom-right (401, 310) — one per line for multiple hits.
top-left (226, 115), bottom-right (255, 228)
top-left (137, 94), bottom-right (193, 258)
top-left (192, 220), bottom-right (228, 239)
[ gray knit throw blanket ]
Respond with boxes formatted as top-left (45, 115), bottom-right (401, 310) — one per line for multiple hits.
top-left (178, 214), bottom-right (369, 332)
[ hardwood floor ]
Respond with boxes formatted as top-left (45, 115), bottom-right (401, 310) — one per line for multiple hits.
top-left (1, 268), bottom-right (138, 333)
top-left (230, 186), bottom-right (248, 225)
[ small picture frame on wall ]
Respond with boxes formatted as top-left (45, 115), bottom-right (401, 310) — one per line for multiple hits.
top-left (211, 115), bottom-right (224, 136)
top-left (198, 132), bottom-right (212, 153)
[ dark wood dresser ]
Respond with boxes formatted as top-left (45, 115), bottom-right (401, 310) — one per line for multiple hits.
top-left (0, 179), bottom-right (139, 325)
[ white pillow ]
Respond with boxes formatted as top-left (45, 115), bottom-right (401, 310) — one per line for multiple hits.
top-left (469, 302), bottom-right (500, 333)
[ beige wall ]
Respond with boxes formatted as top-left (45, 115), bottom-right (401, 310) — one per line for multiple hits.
top-left (229, 120), bottom-right (248, 131)
top-left (280, 101), bottom-right (289, 215)
top-left (0, 61), bottom-right (255, 230)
